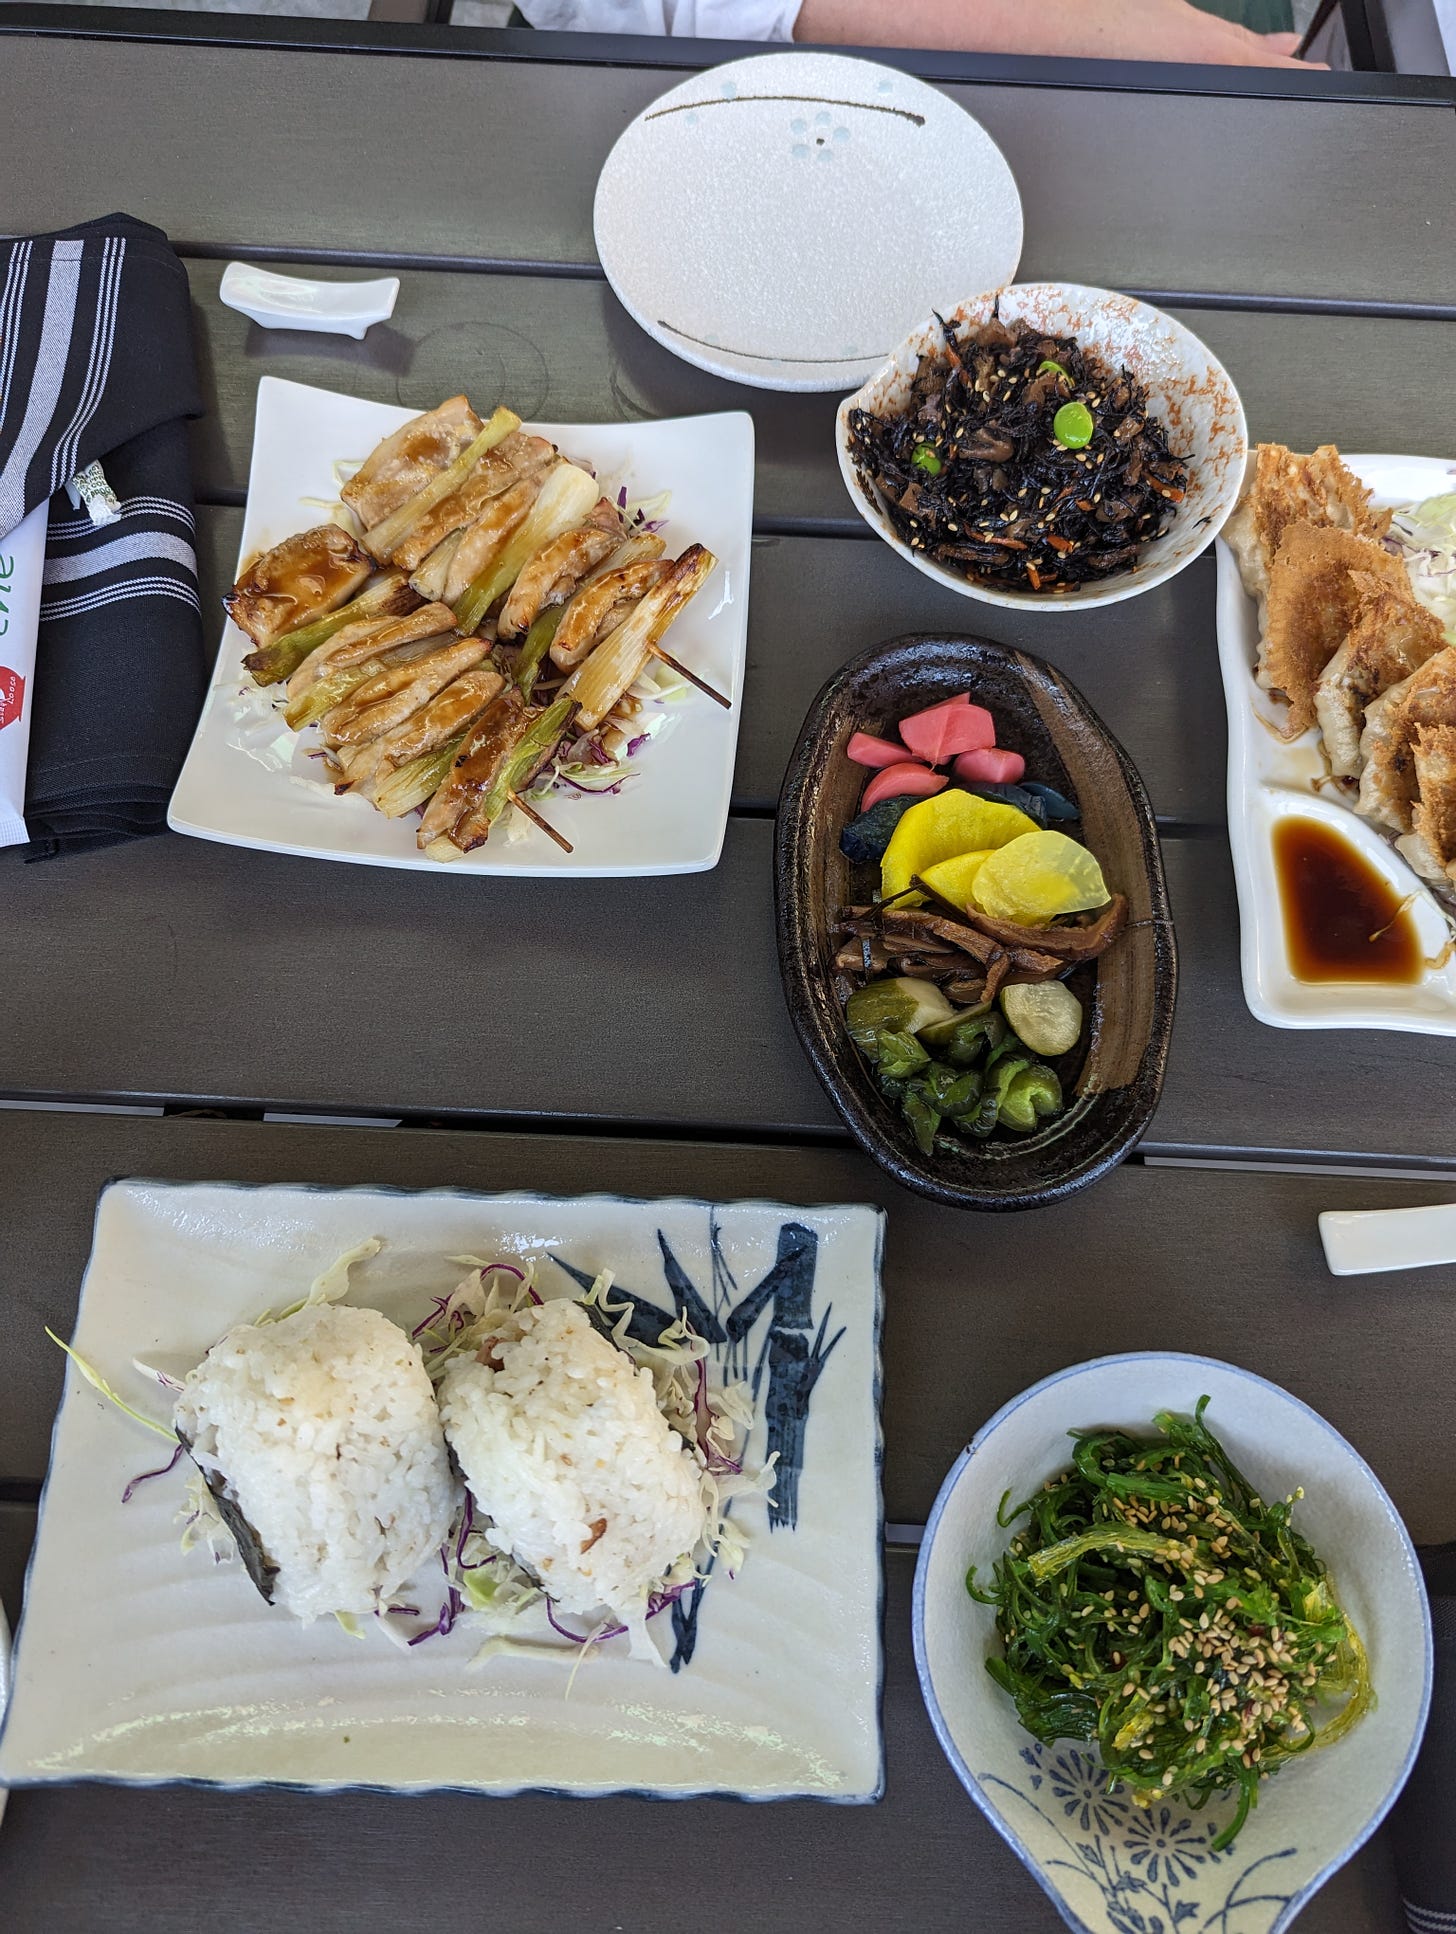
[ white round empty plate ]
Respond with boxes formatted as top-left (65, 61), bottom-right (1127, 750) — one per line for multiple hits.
top-left (594, 52), bottom-right (1024, 393)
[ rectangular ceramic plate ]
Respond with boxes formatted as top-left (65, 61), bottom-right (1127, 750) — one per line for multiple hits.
top-left (169, 378), bottom-right (754, 876)
top-left (0, 1182), bottom-right (883, 1799)
top-left (1215, 452), bottom-right (1456, 1033)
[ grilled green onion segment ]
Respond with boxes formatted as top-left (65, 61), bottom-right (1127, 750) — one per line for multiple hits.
top-left (966, 1398), bottom-right (1371, 1850)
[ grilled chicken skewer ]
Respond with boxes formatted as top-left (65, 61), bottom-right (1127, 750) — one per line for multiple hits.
top-left (563, 546), bottom-right (720, 729)
top-left (286, 601), bottom-right (457, 701)
top-left (390, 433), bottom-right (555, 573)
top-left (319, 634), bottom-right (493, 749)
top-left (417, 690), bottom-right (576, 855)
top-left (549, 557), bottom-right (671, 670)
top-left (330, 663), bottom-right (506, 794)
top-left (284, 604), bottom-right (460, 732)
top-left (342, 394), bottom-right (483, 530)
top-left (227, 525), bottom-right (372, 653)
top-left (230, 397), bottom-right (729, 862)
top-left (496, 498), bottom-right (624, 640)
top-left (358, 407), bottom-right (521, 563)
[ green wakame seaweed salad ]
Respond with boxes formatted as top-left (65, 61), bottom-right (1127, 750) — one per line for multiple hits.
top-left (966, 1398), bottom-right (1372, 1849)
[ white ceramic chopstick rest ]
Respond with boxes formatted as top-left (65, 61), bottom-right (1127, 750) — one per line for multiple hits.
top-left (219, 263), bottom-right (399, 340)
top-left (1319, 1202), bottom-right (1456, 1276)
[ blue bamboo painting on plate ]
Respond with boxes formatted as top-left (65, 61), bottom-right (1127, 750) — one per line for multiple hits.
top-left (553, 1216), bottom-right (845, 1671)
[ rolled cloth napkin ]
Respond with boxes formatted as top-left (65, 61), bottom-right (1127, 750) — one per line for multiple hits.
top-left (1391, 1545), bottom-right (1456, 1934)
top-left (0, 213), bottom-right (205, 858)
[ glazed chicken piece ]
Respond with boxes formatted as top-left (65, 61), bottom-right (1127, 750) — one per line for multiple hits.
top-left (225, 525), bottom-right (371, 649)
top-left (562, 546), bottom-right (717, 731)
top-left (373, 663), bottom-right (506, 777)
top-left (549, 556), bottom-right (671, 670)
top-left (319, 634), bottom-right (491, 748)
top-left (437, 475), bottom-right (546, 607)
top-left (286, 602), bottom-right (458, 703)
top-left (389, 434), bottom-right (555, 573)
top-left (1313, 571), bottom-right (1446, 778)
top-left (341, 396), bottom-right (483, 531)
top-left (330, 663), bottom-right (507, 793)
top-left (496, 498), bottom-right (625, 640)
top-left (417, 687), bottom-right (531, 848)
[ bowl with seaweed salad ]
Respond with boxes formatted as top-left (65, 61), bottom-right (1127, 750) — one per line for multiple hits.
top-left (913, 1354), bottom-right (1431, 1934)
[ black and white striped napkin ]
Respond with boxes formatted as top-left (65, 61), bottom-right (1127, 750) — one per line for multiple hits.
top-left (1392, 1548), bottom-right (1456, 1934)
top-left (0, 212), bottom-right (205, 858)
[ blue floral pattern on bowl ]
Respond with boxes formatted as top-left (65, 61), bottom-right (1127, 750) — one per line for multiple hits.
top-left (986, 1744), bottom-right (1296, 1934)
top-left (912, 1352), bottom-right (1433, 1934)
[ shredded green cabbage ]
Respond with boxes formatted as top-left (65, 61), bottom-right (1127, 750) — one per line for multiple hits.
top-left (1391, 491), bottom-right (1456, 643)
top-left (46, 1329), bottom-right (174, 1440)
top-left (255, 1236), bottom-right (382, 1325)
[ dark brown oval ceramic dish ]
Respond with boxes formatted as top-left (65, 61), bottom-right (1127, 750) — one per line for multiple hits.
top-left (775, 634), bottom-right (1176, 1211)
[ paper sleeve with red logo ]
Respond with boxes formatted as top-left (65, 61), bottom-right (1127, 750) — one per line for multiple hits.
top-left (0, 499), bottom-right (46, 848)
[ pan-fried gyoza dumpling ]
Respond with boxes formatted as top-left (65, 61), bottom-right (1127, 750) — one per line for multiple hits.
top-left (1313, 570), bottom-right (1446, 778)
top-left (1224, 442), bottom-right (1390, 617)
top-left (1259, 522), bottom-right (1407, 739)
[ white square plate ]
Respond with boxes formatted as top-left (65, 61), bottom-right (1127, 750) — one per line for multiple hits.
top-left (1215, 452), bottom-right (1456, 1033)
top-left (169, 379), bottom-right (754, 876)
top-left (0, 1182), bottom-right (884, 1799)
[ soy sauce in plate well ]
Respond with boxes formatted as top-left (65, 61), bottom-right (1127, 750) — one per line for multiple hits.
top-left (1273, 818), bottom-right (1421, 984)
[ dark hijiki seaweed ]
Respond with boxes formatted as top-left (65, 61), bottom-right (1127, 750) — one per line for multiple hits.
top-left (846, 311), bottom-right (1189, 593)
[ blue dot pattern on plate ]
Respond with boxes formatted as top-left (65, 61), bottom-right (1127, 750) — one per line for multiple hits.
top-left (790, 112), bottom-right (852, 161)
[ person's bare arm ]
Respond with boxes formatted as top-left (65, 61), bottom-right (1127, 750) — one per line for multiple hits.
top-left (793, 0), bottom-right (1307, 66)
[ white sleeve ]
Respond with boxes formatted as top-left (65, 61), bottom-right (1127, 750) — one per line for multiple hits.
top-left (517, 0), bottom-right (802, 41)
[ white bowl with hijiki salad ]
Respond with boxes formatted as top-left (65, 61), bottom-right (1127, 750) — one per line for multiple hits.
top-left (837, 283), bottom-right (1246, 612)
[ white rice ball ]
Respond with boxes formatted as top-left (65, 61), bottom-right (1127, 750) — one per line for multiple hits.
top-left (175, 1302), bottom-right (458, 1623)
top-left (438, 1300), bottom-right (707, 1633)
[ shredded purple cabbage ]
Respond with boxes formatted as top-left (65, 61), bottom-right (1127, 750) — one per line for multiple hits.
top-left (558, 774), bottom-right (625, 798)
top-left (121, 1443), bottom-right (183, 1503)
top-left (543, 1580), bottom-right (694, 1647)
top-left (409, 1577), bottom-right (463, 1648)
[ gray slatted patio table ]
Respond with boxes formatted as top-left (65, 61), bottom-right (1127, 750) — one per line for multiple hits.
top-left (1, 17), bottom-right (1455, 1932)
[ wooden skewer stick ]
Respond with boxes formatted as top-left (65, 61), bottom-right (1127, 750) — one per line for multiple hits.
top-left (508, 789), bottom-right (574, 854)
top-left (649, 644), bottom-right (731, 711)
